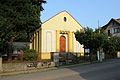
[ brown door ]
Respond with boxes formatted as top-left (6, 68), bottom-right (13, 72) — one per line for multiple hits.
top-left (60, 35), bottom-right (66, 52)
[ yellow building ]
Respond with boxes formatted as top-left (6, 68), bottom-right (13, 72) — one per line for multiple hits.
top-left (30, 11), bottom-right (84, 60)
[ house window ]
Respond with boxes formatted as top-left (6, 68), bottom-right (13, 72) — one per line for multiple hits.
top-left (112, 22), bottom-right (114, 26)
top-left (108, 30), bottom-right (111, 36)
top-left (114, 28), bottom-right (120, 33)
top-left (114, 28), bottom-right (117, 33)
top-left (64, 17), bottom-right (67, 22)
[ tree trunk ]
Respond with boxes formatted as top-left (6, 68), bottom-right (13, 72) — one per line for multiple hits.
top-left (7, 38), bottom-right (14, 62)
top-left (90, 49), bottom-right (93, 63)
top-left (83, 45), bottom-right (86, 62)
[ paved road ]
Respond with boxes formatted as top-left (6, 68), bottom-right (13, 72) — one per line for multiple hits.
top-left (1, 59), bottom-right (120, 80)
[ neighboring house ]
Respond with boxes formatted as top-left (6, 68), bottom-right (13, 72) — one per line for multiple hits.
top-left (30, 11), bottom-right (84, 61)
top-left (102, 18), bottom-right (120, 36)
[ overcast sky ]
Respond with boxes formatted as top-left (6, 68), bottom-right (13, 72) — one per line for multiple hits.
top-left (41, 0), bottom-right (120, 29)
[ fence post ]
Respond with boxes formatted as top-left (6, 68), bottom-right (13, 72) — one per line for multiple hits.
top-left (0, 57), bottom-right (2, 72)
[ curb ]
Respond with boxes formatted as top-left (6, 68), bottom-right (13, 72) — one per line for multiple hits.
top-left (59, 62), bottom-right (91, 68)
top-left (0, 67), bottom-right (58, 76)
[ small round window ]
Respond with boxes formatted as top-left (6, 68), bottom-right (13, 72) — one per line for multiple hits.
top-left (64, 17), bottom-right (67, 22)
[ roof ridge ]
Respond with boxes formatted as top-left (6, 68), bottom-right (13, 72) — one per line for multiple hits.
top-left (41, 10), bottom-right (83, 28)
top-left (42, 10), bottom-right (69, 24)
top-left (114, 18), bottom-right (120, 24)
top-left (116, 18), bottom-right (120, 20)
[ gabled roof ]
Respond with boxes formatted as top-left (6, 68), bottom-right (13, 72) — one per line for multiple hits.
top-left (36, 10), bottom-right (84, 32)
top-left (102, 18), bottom-right (120, 29)
top-left (114, 18), bottom-right (120, 24)
top-left (42, 10), bottom-right (83, 28)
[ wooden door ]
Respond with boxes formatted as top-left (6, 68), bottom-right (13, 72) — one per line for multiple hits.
top-left (60, 36), bottom-right (66, 52)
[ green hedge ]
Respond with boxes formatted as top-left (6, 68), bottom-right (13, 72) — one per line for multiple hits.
top-left (23, 49), bottom-right (36, 62)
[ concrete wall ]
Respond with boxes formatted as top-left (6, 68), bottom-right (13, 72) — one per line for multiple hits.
top-left (2, 63), bottom-right (27, 72)
top-left (2, 62), bottom-right (55, 72)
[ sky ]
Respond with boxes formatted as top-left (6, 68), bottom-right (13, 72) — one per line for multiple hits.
top-left (41, 0), bottom-right (120, 29)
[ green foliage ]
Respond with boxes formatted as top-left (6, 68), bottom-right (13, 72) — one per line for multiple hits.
top-left (75, 27), bottom-right (94, 49)
top-left (0, 0), bottom-right (40, 41)
top-left (75, 27), bottom-right (108, 53)
top-left (23, 49), bottom-right (36, 62)
top-left (103, 36), bottom-right (120, 54)
top-left (75, 27), bottom-right (120, 58)
top-left (0, 0), bottom-right (46, 55)
top-left (32, 0), bottom-right (46, 11)
top-left (93, 32), bottom-right (108, 50)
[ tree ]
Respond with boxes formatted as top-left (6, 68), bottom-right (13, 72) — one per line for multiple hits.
top-left (75, 27), bottom-right (94, 50)
top-left (0, 0), bottom-right (46, 55)
top-left (32, 0), bottom-right (46, 11)
top-left (75, 27), bottom-right (94, 62)
top-left (103, 36), bottom-right (120, 58)
top-left (75, 26), bottom-right (120, 60)
top-left (75, 27), bottom-right (108, 61)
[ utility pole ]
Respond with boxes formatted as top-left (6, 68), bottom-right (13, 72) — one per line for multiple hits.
top-left (98, 20), bottom-right (100, 34)
top-left (97, 20), bottom-right (103, 62)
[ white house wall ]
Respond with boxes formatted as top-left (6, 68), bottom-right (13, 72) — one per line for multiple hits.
top-left (41, 30), bottom-right (56, 53)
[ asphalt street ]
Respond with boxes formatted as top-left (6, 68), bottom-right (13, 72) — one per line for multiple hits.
top-left (1, 59), bottom-right (120, 80)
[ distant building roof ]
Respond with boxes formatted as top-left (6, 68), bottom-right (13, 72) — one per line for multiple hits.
top-left (114, 18), bottom-right (120, 24)
top-left (102, 18), bottom-right (120, 29)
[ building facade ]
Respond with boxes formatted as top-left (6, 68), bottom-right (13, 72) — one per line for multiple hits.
top-left (30, 11), bottom-right (84, 60)
top-left (102, 18), bottom-right (120, 36)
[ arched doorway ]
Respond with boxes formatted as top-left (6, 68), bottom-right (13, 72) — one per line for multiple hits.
top-left (60, 35), bottom-right (66, 52)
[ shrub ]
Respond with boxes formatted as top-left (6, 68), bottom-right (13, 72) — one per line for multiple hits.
top-left (23, 49), bottom-right (36, 62)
